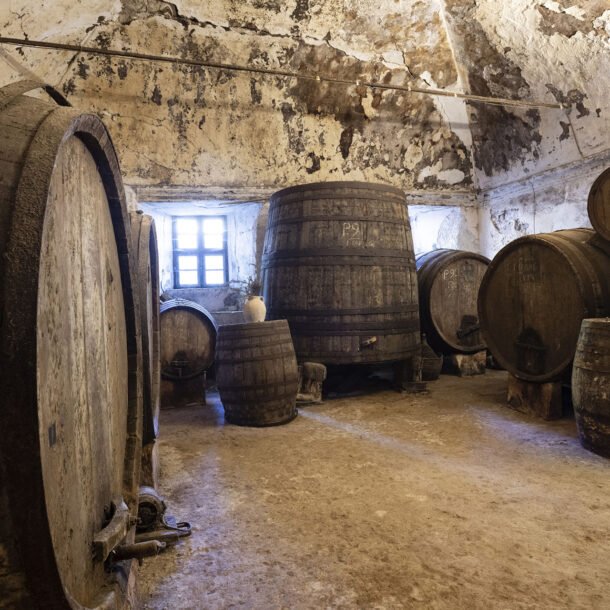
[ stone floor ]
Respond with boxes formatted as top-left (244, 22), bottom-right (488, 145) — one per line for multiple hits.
top-left (138, 370), bottom-right (610, 609)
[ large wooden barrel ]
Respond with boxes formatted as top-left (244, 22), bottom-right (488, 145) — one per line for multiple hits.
top-left (262, 181), bottom-right (420, 365)
top-left (479, 229), bottom-right (610, 382)
top-left (588, 167), bottom-right (610, 241)
top-left (0, 81), bottom-right (141, 609)
top-left (416, 249), bottom-right (490, 354)
top-left (215, 320), bottom-right (298, 426)
top-left (160, 299), bottom-right (217, 379)
top-left (130, 212), bottom-right (160, 445)
top-left (572, 319), bottom-right (610, 457)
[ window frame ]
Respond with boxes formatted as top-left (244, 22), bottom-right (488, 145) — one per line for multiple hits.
top-left (172, 215), bottom-right (229, 288)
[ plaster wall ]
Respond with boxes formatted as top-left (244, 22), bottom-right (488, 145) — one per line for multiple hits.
top-left (0, 0), bottom-right (476, 194)
top-left (409, 205), bottom-right (479, 256)
top-left (138, 204), bottom-right (174, 292)
top-left (442, 0), bottom-right (610, 190)
top-left (1, 0), bottom-right (607, 264)
top-left (478, 151), bottom-right (609, 258)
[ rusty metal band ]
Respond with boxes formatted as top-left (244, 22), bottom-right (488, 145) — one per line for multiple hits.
top-left (219, 379), bottom-right (299, 393)
top-left (216, 349), bottom-right (296, 365)
top-left (574, 354), bottom-right (610, 373)
top-left (264, 247), bottom-right (412, 259)
top-left (272, 181), bottom-right (406, 200)
top-left (267, 304), bottom-right (419, 316)
top-left (266, 215), bottom-right (408, 230)
top-left (289, 319), bottom-right (420, 336)
top-left (577, 409), bottom-right (610, 426)
top-left (218, 327), bottom-right (292, 339)
top-left (263, 249), bottom-right (416, 269)
top-left (294, 351), bottom-right (418, 362)
top-left (263, 257), bottom-right (416, 268)
top-left (272, 194), bottom-right (405, 207)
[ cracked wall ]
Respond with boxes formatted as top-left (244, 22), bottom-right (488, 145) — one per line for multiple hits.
top-left (478, 151), bottom-right (609, 258)
top-left (1, 0), bottom-right (608, 273)
top-left (0, 0), bottom-right (476, 195)
top-left (442, 0), bottom-right (610, 189)
top-left (440, 0), bottom-right (610, 257)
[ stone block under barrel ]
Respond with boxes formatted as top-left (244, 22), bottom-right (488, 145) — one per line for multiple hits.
top-left (160, 298), bottom-right (217, 408)
top-left (0, 81), bottom-right (141, 608)
top-left (215, 320), bottom-right (299, 426)
top-left (416, 249), bottom-right (490, 355)
top-left (572, 318), bottom-right (610, 457)
top-left (262, 181), bottom-right (420, 366)
top-left (478, 228), bottom-right (610, 383)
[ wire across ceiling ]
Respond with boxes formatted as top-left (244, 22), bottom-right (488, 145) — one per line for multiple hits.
top-left (0, 36), bottom-right (562, 110)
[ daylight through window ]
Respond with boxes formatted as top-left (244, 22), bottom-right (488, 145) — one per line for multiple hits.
top-left (173, 216), bottom-right (228, 288)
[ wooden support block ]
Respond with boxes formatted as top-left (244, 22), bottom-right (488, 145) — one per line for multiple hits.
top-left (297, 362), bottom-right (327, 405)
top-left (394, 355), bottom-right (428, 393)
top-left (507, 374), bottom-right (563, 420)
top-left (160, 375), bottom-right (206, 409)
top-left (443, 350), bottom-right (487, 377)
top-left (140, 440), bottom-right (160, 490)
top-left (421, 338), bottom-right (443, 382)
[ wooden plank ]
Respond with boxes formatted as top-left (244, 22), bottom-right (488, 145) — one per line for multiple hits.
top-left (140, 441), bottom-right (160, 489)
top-left (442, 351), bottom-right (487, 377)
top-left (507, 374), bottom-right (563, 420)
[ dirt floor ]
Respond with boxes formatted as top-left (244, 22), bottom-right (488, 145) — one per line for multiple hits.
top-left (137, 370), bottom-right (610, 609)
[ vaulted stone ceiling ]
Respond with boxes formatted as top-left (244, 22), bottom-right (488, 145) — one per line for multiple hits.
top-left (0, 0), bottom-right (608, 196)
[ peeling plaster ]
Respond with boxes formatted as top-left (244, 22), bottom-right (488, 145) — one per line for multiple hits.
top-left (0, 0), bottom-right (475, 193)
top-left (0, 0), bottom-right (607, 269)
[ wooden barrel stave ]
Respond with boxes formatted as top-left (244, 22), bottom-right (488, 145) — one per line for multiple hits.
top-left (130, 212), bottom-right (161, 445)
top-left (478, 229), bottom-right (610, 382)
top-left (572, 319), bottom-right (610, 457)
top-left (416, 249), bottom-right (490, 354)
top-left (588, 167), bottom-right (610, 242)
top-left (263, 181), bottom-right (420, 365)
top-left (0, 83), bottom-right (141, 609)
top-left (215, 320), bottom-right (298, 426)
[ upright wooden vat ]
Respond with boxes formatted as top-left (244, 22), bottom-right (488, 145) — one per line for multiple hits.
top-left (0, 81), bottom-right (141, 609)
top-left (416, 249), bottom-right (489, 354)
top-left (215, 320), bottom-right (298, 426)
top-left (572, 318), bottom-right (610, 457)
top-left (478, 229), bottom-right (610, 382)
top-left (262, 181), bottom-right (420, 365)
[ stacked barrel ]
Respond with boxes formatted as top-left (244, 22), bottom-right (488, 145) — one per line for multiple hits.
top-left (478, 167), bottom-right (610, 455)
top-left (572, 168), bottom-right (610, 456)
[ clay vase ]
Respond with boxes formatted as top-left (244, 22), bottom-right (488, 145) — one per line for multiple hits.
top-left (243, 295), bottom-right (266, 323)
